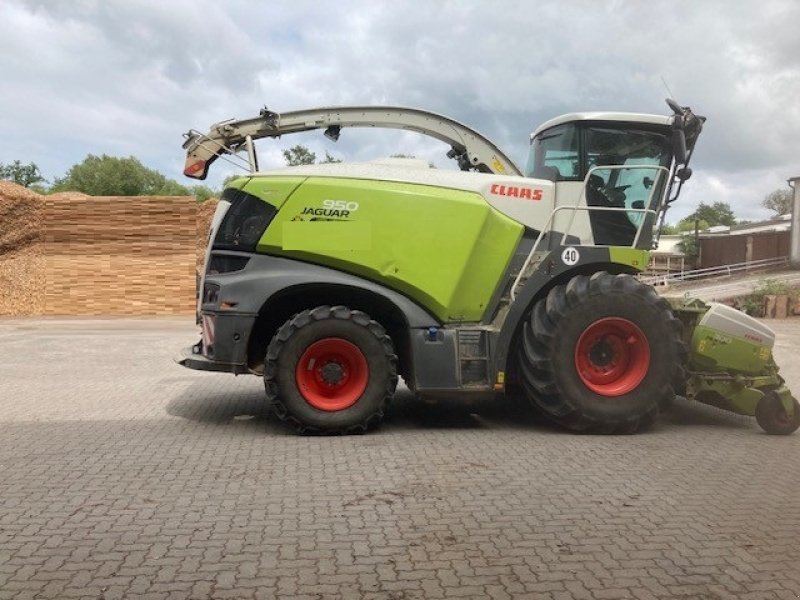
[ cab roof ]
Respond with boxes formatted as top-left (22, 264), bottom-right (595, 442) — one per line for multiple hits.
top-left (531, 112), bottom-right (673, 140)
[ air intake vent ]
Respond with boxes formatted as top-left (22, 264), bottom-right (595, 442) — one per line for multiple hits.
top-left (458, 330), bottom-right (487, 358)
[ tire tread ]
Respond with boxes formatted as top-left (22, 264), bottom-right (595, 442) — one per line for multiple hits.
top-left (264, 305), bottom-right (398, 435)
top-left (518, 272), bottom-right (686, 434)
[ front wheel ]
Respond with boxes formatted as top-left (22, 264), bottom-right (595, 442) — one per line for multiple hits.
top-left (517, 272), bottom-right (686, 434)
top-left (755, 393), bottom-right (800, 435)
top-left (264, 305), bottom-right (398, 434)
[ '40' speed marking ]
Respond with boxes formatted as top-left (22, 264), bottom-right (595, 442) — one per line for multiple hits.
top-left (561, 247), bottom-right (580, 266)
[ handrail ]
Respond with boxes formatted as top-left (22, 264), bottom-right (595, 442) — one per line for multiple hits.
top-left (509, 164), bottom-right (670, 301)
top-left (510, 205), bottom-right (658, 301)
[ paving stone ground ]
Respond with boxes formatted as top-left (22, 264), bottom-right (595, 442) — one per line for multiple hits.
top-left (1, 317), bottom-right (800, 600)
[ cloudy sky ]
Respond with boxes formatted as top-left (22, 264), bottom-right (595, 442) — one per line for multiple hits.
top-left (1, 0), bottom-right (798, 222)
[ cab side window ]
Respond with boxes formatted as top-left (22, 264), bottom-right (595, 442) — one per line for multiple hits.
top-left (526, 125), bottom-right (580, 181)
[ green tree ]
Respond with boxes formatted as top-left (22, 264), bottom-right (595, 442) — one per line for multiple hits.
top-left (156, 179), bottom-right (191, 196)
top-left (762, 188), bottom-right (793, 216)
top-left (0, 160), bottom-right (45, 188)
top-left (189, 185), bottom-right (217, 202)
top-left (50, 154), bottom-right (189, 196)
top-left (678, 232), bottom-right (700, 260)
top-left (679, 201), bottom-right (736, 228)
top-left (282, 145), bottom-right (316, 166)
top-left (677, 218), bottom-right (710, 233)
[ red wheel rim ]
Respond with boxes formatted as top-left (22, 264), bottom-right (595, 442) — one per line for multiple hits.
top-left (295, 338), bottom-right (369, 411)
top-left (574, 318), bottom-right (650, 397)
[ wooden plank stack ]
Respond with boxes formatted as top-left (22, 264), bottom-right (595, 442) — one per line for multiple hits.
top-left (0, 182), bottom-right (203, 316)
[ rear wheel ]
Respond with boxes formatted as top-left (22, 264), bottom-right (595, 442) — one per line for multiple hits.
top-left (517, 272), bottom-right (685, 433)
top-left (755, 393), bottom-right (800, 435)
top-left (264, 305), bottom-right (398, 434)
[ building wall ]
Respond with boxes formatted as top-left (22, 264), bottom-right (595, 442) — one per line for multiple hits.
top-left (699, 230), bottom-right (790, 269)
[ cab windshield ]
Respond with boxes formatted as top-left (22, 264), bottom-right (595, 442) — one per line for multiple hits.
top-left (526, 122), bottom-right (673, 245)
top-left (584, 126), bottom-right (672, 206)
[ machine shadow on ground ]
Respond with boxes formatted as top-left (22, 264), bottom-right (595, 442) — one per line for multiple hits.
top-left (166, 379), bottom-right (760, 435)
top-left (165, 379), bottom-right (550, 434)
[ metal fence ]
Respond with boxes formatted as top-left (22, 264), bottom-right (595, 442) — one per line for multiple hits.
top-left (640, 256), bottom-right (790, 287)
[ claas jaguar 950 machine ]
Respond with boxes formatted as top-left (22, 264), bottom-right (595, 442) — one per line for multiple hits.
top-left (178, 99), bottom-right (799, 435)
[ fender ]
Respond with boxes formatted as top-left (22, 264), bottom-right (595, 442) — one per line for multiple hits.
top-left (203, 253), bottom-right (440, 328)
top-left (493, 245), bottom-right (645, 380)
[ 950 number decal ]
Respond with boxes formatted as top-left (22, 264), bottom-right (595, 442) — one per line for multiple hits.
top-left (299, 199), bottom-right (360, 218)
top-left (322, 199), bottom-right (359, 212)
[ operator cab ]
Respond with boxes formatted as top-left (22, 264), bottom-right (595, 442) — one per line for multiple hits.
top-left (525, 107), bottom-right (700, 248)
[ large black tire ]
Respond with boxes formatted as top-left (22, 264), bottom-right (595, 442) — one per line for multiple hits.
top-left (264, 305), bottom-right (398, 434)
top-left (755, 393), bottom-right (800, 435)
top-left (518, 272), bottom-right (686, 433)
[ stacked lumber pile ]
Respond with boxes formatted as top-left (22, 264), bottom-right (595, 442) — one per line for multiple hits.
top-left (43, 195), bottom-right (197, 315)
top-left (0, 182), bottom-right (203, 316)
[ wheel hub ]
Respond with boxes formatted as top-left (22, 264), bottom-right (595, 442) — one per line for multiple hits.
top-left (295, 337), bottom-right (369, 412)
top-left (575, 317), bottom-right (650, 397)
top-left (320, 362), bottom-right (345, 385)
top-left (588, 340), bottom-right (616, 367)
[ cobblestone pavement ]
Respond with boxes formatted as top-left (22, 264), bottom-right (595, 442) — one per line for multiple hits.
top-left (1, 317), bottom-right (800, 600)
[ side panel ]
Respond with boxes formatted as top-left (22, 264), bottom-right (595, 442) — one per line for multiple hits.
top-left (203, 253), bottom-right (440, 327)
top-left (608, 247), bottom-right (651, 271)
top-left (551, 181), bottom-right (594, 244)
top-left (690, 303), bottom-right (775, 375)
top-left (479, 177), bottom-right (555, 230)
top-left (225, 176), bottom-right (254, 191)
top-left (257, 177), bottom-right (524, 323)
top-left (410, 329), bottom-right (460, 390)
